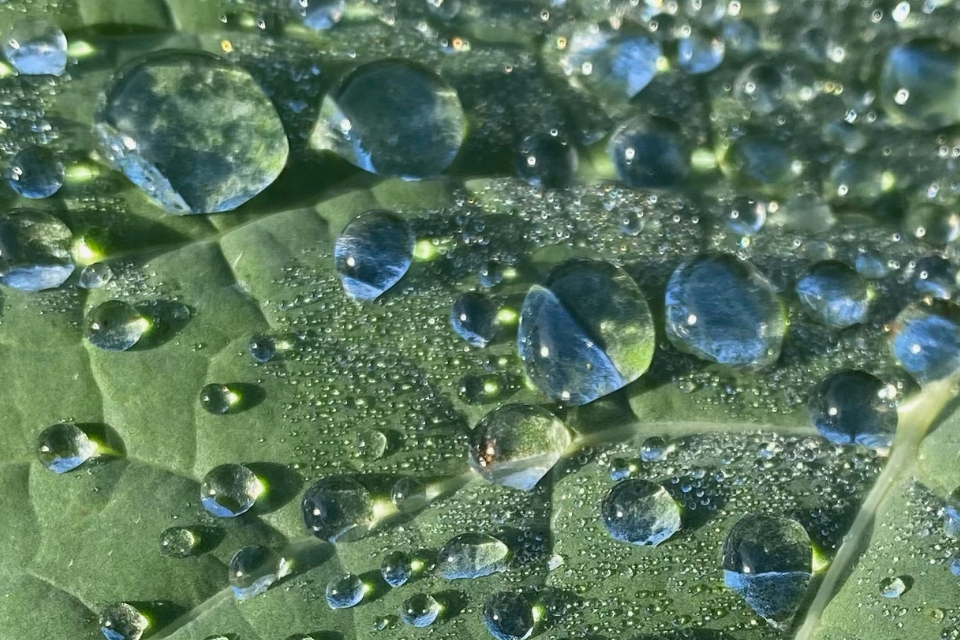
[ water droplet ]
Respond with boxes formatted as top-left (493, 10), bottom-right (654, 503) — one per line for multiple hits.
top-left (200, 463), bottom-right (264, 518)
top-left (723, 135), bottom-right (795, 188)
top-left (722, 514), bottom-right (812, 623)
top-left (326, 573), bottom-right (365, 609)
top-left (945, 488), bottom-right (960, 538)
top-left (391, 477), bottom-right (428, 513)
top-left (855, 250), bottom-right (890, 280)
top-left (4, 19), bottom-right (67, 76)
top-left (302, 476), bottom-right (375, 542)
top-left (600, 478), bottom-right (681, 546)
top-left (354, 428), bottom-right (389, 460)
top-left (723, 196), bottom-right (766, 236)
top-left (248, 333), bottom-right (288, 363)
top-left (36, 423), bottom-right (97, 473)
top-left (95, 51), bottom-right (288, 214)
top-left (400, 593), bottom-right (442, 628)
top-left (79, 262), bottom-right (114, 289)
top-left (450, 292), bottom-right (499, 347)
top-left (554, 27), bottom-right (662, 100)
top-left (795, 261), bottom-right (871, 330)
top-left (904, 203), bottom-right (960, 245)
top-left (468, 404), bottom-right (571, 491)
top-left (950, 557), bottom-right (960, 577)
top-left (381, 550), bottom-right (416, 587)
top-left (158, 526), bottom-right (199, 558)
top-left (515, 132), bottom-right (578, 190)
top-left (889, 301), bottom-right (960, 384)
top-left (482, 591), bottom-right (534, 640)
top-left (734, 63), bottom-right (785, 115)
top-left (808, 370), bottom-right (897, 449)
top-left (290, 0), bottom-right (345, 30)
top-left (518, 259), bottom-right (655, 405)
top-left (0, 209), bottom-right (73, 291)
top-left (677, 30), bottom-right (725, 74)
top-left (437, 532), bottom-right (509, 579)
top-left (99, 603), bottom-right (149, 640)
top-left (880, 39), bottom-right (960, 129)
top-left (199, 383), bottom-right (244, 415)
top-left (6, 146), bottom-right (64, 199)
top-left (913, 256), bottom-right (956, 300)
top-left (609, 116), bottom-right (688, 188)
top-left (666, 253), bottom-right (785, 368)
top-left (311, 60), bottom-right (464, 178)
top-left (229, 545), bottom-right (291, 600)
top-left (334, 210), bottom-right (414, 302)
top-left (85, 301), bottom-right (149, 352)
top-left (426, 0), bottom-right (461, 19)
top-left (640, 436), bottom-right (670, 462)
top-left (879, 576), bottom-right (909, 598)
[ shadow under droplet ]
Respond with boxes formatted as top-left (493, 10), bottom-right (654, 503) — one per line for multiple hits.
top-left (433, 590), bottom-right (468, 621)
top-left (77, 422), bottom-right (126, 459)
top-left (225, 382), bottom-right (268, 414)
top-left (190, 525), bottom-right (226, 555)
top-left (358, 569), bottom-right (391, 605)
top-left (126, 601), bottom-right (186, 630)
top-left (246, 462), bottom-right (303, 515)
top-left (132, 300), bottom-right (193, 350)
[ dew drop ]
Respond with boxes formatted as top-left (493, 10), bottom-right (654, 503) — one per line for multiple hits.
top-left (451, 292), bottom-right (499, 347)
top-left (482, 591), bottom-right (534, 640)
top-left (795, 261), bottom-right (872, 330)
top-left (888, 301), bottom-right (960, 384)
top-left (514, 132), bottom-right (578, 190)
top-left (290, 0), bottom-right (345, 30)
top-left (200, 463), bottom-right (264, 518)
top-left (381, 550), bottom-right (416, 587)
top-left (880, 39), bottom-right (960, 129)
top-left (36, 423), bottom-right (97, 474)
top-left (334, 210), bottom-right (414, 302)
top-left (879, 576), bottom-right (909, 598)
top-left (199, 383), bottom-right (244, 415)
top-left (608, 116), bottom-right (688, 188)
top-left (79, 262), bottom-right (115, 289)
top-left (391, 477), bottom-right (428, 513)
top-left (600, 478), bottom-right (681, 546)
top-left (85, 301), bottom-right (149, 352)
top-left (158, 526), bottom-right (199, 558)
top-left (6, 146), bottom-right (64, 199)
top-left (326, 573), bottom-right (365, 609)
top-left (808, 370), bottom-right (897, 449)
top-left (0, 209), bottom-right (74, 291)
top-left (400, 593), bottom-right (442, 628)
top-left (437, 532), bottom-right (510, 580)
top-left (4, 19), bottom-right (67, 76)
top-left (99, 603), bottom-right (149, 640)
top-left (301, 476), bottom-right (375, 542)
top-left (229, 545), bottom-right (291, 600)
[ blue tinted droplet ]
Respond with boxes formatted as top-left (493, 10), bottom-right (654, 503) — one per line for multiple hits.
top-left (334, 210), bottom-right (414, 302)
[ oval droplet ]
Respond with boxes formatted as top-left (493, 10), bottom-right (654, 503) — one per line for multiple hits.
top-left (888, 301), bottom-right (960, 384)
top-left (600, 478), bottom-right (682, 547)
top-left (334, 210), bottom-right (414, 302)
top-left (451, 292), bottom-right (500, 347)
top-left (200, 463), bottom-right (264, 518)
top-left (381, 550), bottom-right (416, 587)
top-left (36, 423), bottom-right (98, 474)
top-left (229, 545), bottom-right (291, 600)
top-left (301, 476), bottom-right (375, 542)
top-left (437, 532), bottom-right (509, 580)
top-left (0, 209), bottom-right (74, 292)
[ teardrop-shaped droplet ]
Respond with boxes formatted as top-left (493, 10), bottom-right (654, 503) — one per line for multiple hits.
top-left (334, 210), bottom-right (414, 302)
top-left (85, 301), bottom-right (150, 352)
top-left (311, 60), bottom-right (464, 178)
top-left (0, 209), bottom-right (74, 291)
top-left (95, 51), bottom-right (289, 214)
top-left (468, 404), bottom-right (571, 491)
top-left (450, 292), bottom-right (499, 347)
top-left (808, 370), bottom-right (898, 449)
top-left (36, 423), bottom-right (98, 474)
top-left (795, 261), bottom-right (872, 330)
top-left (600, 479), bottom-right (681, 546)
top-left (722, 514), bottom-right (812, 624)
top-left (301, 476), bottom-right (375, 542)
top-left (4, 19), bottom-right (67, 76)
top-left (326, 573), bottom-right (365, 609)
top-left (482, 591), bottom-right (534, 640)
top-left (158, 526), bottom-right (200, 558)
top-left (400, 593), bottom-right (442, 628)
top-left (888, 301), bottom-right (960, 384)
top-left (99, 603), bottom-right (149, 640)
top-left (7, 146), bottom-right (64, 199)
top-left (437, 533), bottom-right (510, 580)
top-left (200, 463), bottom-right (264, 518)
top-left (518, 258), bottom-right (655, 405)
top-left (665, 253), bottom-right (785, 368)
top-left (229, 545), bottom-right (291, 600)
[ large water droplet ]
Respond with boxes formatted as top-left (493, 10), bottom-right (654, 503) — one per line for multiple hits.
top-left (468, 404), bottom-right (571, 491)
top-left (904, 203), bottom-right (960, 245)
top-left (450, 292), bottom-right (499, 347)
top-left (665, 253), bottom-right (785, 368)
top-left (554, 26), bottom-right (662, 101)
top-left (7, 146), bottom-right (63, 199)
top-left (200, 463), bottom-right (264, 518)
top-left (0, 209), bottom-right (73, 291)
top-left (85, 301), bottom-right (149, 352)
top-left (600, 478), bottom-right (681, 546)
top-left (326, 573), bottom-right (365, 609)
top-left (311, 60), bottom-right (464, 178)
top-left (723, 196), bottom-right (766, 236)
top-left (99, 603), bottom-right (149, 640)
top-left (808, 370), bottom-right (898, 449)
top-left (437, 532), bottom-right (509, 580)
top-left (334, 210), bottom-right (414, 302)
top-left (158, 526), bottom-right (199, 558)
top-left (301, 476), bottom-right (375, 542)
top-left (722, 514), bottom-right (812, 624)
top-left (79, 262), bottom-right (114, 289)
top-left (381, 550), bottom-right (416, 587)
top-left (199, 383), bottom-right (244, 415)
top-left (400, 593), bottom-right (442, 628)
top-left (889, 301), bottom-right (960, 384)
top-left (290, 0), bottom-right (345, 30)
top-left (913, 256), bottom-right (956, 300)
top-left (95, 51), bottom-right (288, 214)
top-left (229, 545), bottom-right (291, 600)
top-left (482, 592), bottom-right (534, 640)
top-left (36, 423), bottom-right (97, 473)
top-left (880, 39), bottom-right (960, 130)
top-left (518, 258), bottom-right (655, 405)
top-left (608, 116), bottom-right (689, 188)
top-left (390, 477), bottom-right (428, 513)
top-left (795, 261), bottom-right (872, 330)
top-left (4, 19), bottom-right (67, 76)
top-left (677, 30), bottom-right (725, 74)
top-left (515, 132), bottom-right (579, 190)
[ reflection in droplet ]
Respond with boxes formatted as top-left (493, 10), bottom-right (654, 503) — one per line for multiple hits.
top-left (6, 146), bottom-right (64, 199)
top-left (158, 526), bottom-right (199, 558)
top-left (0, 209), bottom-right (74, 291)
top-left (200, 464), bottom-right (264, 518)
top-left (229, 545), bottom-right (291, 600)
top-left (601, 479), bottom-right (681, 546)
top-left (400, 593), bottom-right (442, 628)
top-left (334, 210), bottom-right (414, 302)
top-left (326, 573), bottom-right (365, 609)
top-left (888, 301), bottom-right (960, 384)
top-left (795, 261), bottom-right (872, 330)
top-left (482, 591), bottom-right (534, 640)
top-left (808, 370), bottom-right (897, 449)
top-left (438, 532), bottom-right (509, 580)
top-left (4, 19), bottom-right (67, 76)
top-left (85, 301), bottom-right (150, 352)
top-left (302, 476), bottom-right (375, 542)
top-left (36, 423), bottom-right (98, 474)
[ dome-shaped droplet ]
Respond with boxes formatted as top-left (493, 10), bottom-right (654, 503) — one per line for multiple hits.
top-left (468, 404), bottom-right (571, 491)
top-left (200, 463), bottom-right (264, 518)
top-left (199, 383), bottom-right (244, 415)
top-left (451, 292), bottom-right (499, 347)
top-left (6, 146), bottom-right (64, 199)
top-left (391, 477), bottom-right (429, 513)
top-left (354, 429), bottom-right (389, 460)
top-left (301, 476), bottom-right (375, 542)
top-left (94, 51), bottom-right (289, 214)
top-left (437, 532), bottom-right (509, 580)
top-left (723, 196), bottom-right (766, 236)
top-left (79, 262), bottom-right (114, 289)
top-left (945, 487), bottom-right (960, 538)
top-left (381, 550), bottom-right (416, 587)
top-left (904, 203), bottom-right (960, 245)
top-left (888, 301), bottom-right (960, 384)
top-left (854, 250), bottom-right (890, 280)
top-left (326, 573), bottom-right (365, 609)
top-left (248, 333), bottom-right (278, 363)
top-left (665, 253), bottom-right (785, 368)
top-left (482, 591), bottom-right (534, 640)
top-left (880, 39), bottom-right (960, 130)
top-left (608, 116), bottom-right (689, 188)
top-left (36, 423), bottom-right (97, 474)
top-left (515, 132), bottom-right (579, 190)
top-left (290, 0), bottom-right (345, 30)
top-left (99, 603), bottom-right (149, 640)
top-left (677, 30), bottom-right (725, 74)
top-left (85, 301), bottom-right (150, 352)
top-left (722, 514), bottom-right (812, 623)
top-left (311, 60), bottom-right (464, 178)
top-left (722, 135), bottom-right (796, 188)
top-left (912, 256), bottom-right (956, 300)
top-left (158, 526), bottom-right (199, 558)
top-left (808, 370), bottom-right (898, 449)
top-left (795, 261), bottom-right (871, 330)
top-left (229, 545), bottom-right (291, 600)
top-left (879, 576), bottom-right (908, 598)
top-left (553, 27), bottom-right (662, 101)
top-left (640, 436), bottom-right (670, 462)
top-left (4, 19), bottom-right (67, 76)
top-left (0, 209), bottom-right (73, 291)
top-left (334, 210), bottom-right (414, 302)
top-left (733, 63), bottom-right (785, 115)
top-left (518, 259), bottom-right (655, 405)
top-left (400, 593), bottom-right (442, 628)
top-left (600, 478), bottom-right (682, 546)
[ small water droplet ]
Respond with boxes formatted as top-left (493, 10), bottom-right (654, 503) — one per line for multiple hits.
top-left (199, 383), bottom-right (244, 415)
top-left (229, 545), bottom-right (291, 600)
top-left (334, 210), bottom-right (414, 302)
top-left (879, 576), bottom-right (909, 598)
top-left (326, 573), bottom-right (365, 609)
top-left (158, 526), bottom-right (199, 558)
top-left (400, 593), bottom-right (442, 627)
top-left (437, 532), bottom-right (509, 580)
